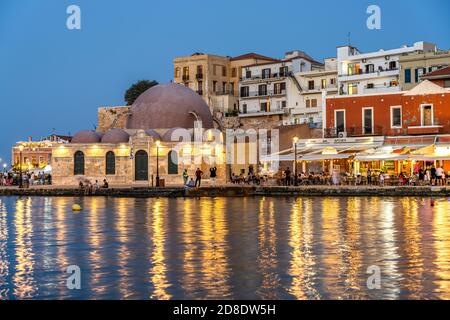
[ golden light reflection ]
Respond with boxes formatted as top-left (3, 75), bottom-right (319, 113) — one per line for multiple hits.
top-left (149, 199), bottom-right (171, 300)
top-left (320, 198), bottom-right (344, 297)
top-left (13, 197), bottom-right (37, 298)
top-left (288, 198), bottom-right (319, 299)
top-left (115, 197), bottom-right (133, 299)
top-left (179, 198), bottom-right (198, 297)
top-left (257, 198), bottom-right (279, 299)
top-left (432, 199), bottom-right (450, 299)
top-left (0, 199), bottom-right (10, 299)
top-left (87, 197), bottom-right (107, 296)
top-left (379, 199), bottom-right (401, 299)
top-left (198, 198), bottom-right (231, 299)
top-left (400, 198), bottom-right (424, 299)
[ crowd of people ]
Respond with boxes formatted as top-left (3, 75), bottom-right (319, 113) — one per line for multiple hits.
top-left (78, 179), bottom-right (109, 195)
top-left (1, 171), bottom-right (52, 187)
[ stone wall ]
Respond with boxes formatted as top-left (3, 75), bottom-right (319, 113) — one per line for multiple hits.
top-left (97, 106), bottom-right (131, 132)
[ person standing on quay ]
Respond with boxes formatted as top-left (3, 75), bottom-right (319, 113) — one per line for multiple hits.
top-left (209, 166), bottom-right (217, 187)
top-left (182, 169), bottom-right (189, 186)
top-left (285, 167), bottom-right (291, 186)
top-left (195, 168), bottom-right (203, 187)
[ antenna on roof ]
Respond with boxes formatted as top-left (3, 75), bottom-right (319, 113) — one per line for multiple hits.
top-left (347, 32), bottom-right (351, 46)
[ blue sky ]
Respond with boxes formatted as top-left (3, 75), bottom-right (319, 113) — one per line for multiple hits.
top-left (0, 0), bottom-right (449, 164)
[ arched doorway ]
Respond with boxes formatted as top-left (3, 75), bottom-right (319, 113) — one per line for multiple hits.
top-left (135, 150), bottom-right (148, 181)
top-left (168, 150), bottom-right (178, 174)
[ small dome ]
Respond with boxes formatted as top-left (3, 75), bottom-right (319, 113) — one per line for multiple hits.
top-left (126, 83), bottom-right (214, 130)
top-left (71, 130), bottom-right (101, 143)
top-left (101, 129), bottom-right (130, 143)
top-left (162, 127), bottom-right (190, 142)
top-left (145, 129), bottom-right (161, 140)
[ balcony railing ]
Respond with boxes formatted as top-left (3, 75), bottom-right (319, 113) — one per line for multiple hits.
top-left (196, 73), bottom-right (203, 80)
top-left (240, 90), bottom-right (287, 98)
top-left (339, 67), bottom-right (398, 77)
top-left (215, 89), bottom-right (234, 95)
top-left (241, 71), bottom-right (291, 82)
top-left (182, 75), bottom-right (190, 81)
top-left (324, 126), bottom-right (384, 138)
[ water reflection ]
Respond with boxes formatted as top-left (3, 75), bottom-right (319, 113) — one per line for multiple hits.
top-left (0, 196), bottom-right (450, 299)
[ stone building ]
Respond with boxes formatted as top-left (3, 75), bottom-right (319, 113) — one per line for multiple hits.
top-left (173, 52), bottom-right (277, 115)
top-left (52, 83), bottom-right (226, 187)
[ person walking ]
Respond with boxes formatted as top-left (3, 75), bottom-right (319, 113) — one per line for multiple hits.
top-left (182, 169), bottom-right (189, 186)
top-left (209, 166), bottom-right (217, 187)
top-left (367, 168), bottom-right (372, 185)
top-left (195, 168), bottom-right (203, 187)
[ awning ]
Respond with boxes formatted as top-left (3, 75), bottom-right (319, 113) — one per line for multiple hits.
top-left (409, 155), bottom-right (450, 161)
top-left (301, 153), bottom-right (353, 161)
top-left (354, 154), bottom-right (409, 161)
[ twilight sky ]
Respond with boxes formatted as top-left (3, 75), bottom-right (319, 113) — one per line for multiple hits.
top-left (0, 0), bottom-right (449, 164)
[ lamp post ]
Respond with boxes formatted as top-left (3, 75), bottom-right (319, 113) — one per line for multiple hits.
top-left (18, 145), bottom-right (24, 188)
top-left (293, 136), bottom-right (299, 186)
top-left (3, 163), bottom-right (7, 173)
top-left (155, 140), bottom-right (160, 187)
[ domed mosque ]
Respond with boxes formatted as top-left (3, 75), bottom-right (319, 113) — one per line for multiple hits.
top-left (51, 83), bottom-right (225, 186)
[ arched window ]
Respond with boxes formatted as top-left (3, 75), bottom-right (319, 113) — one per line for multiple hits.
top-left (105, 151), bottom-right (115, 175)
top-left (168, 150), bottom-right (178, 175)
top-left (74, 151), bottom-right (85, 175)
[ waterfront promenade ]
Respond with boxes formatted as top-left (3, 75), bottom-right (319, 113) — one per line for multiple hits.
top-left (1, 185), bottom-right (449, 197)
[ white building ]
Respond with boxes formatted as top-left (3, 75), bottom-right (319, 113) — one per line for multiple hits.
top-left (337, 41), bottom-right (437, 95)
top-left (238, 51), bottom-right (323, 120)
top-left (287, 58), bottom-right (338, 126)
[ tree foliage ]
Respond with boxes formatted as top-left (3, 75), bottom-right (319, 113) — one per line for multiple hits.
top-left (124, 80), bottom-right (158, 105)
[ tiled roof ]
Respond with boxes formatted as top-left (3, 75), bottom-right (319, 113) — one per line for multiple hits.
top-left (422, 66), bottom-right (450, 78)
top-left (230, 52), bottom-right (278, 62)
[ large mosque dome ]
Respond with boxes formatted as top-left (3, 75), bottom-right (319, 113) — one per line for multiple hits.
top-left (126, 83), bottom-right (214, 130)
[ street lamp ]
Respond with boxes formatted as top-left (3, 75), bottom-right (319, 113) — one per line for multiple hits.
top-left (3, 163), bottom-right (7, 173)
top-left (155, 140), bottom-right (160, 187)
top-left (293, 136), bottom-right (299, 186)
top-left (18, 145), bottom-right (24, 188)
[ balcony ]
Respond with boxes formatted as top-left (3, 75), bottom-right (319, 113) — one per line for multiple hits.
top-left (301, 85), bottom-right (337, 94)
top-left (240, 71), bottom-right (291, 83)
top-left (363, 84), bottom-right (400, 94)
top-left (240, 90), bottom-right (287, 98)
top-left (182, 75), bottom-right (190, 81)
top-left (407, 125), bottom-right (443, 135)
top-left (339, 68), bottom-right (399, 82)
top-left (215, 89), bottom-right (234, 96)
top-left (196, 73), bottom-right (203, 80)
top-left (324, 126), bottom-right (384, 138)
top-left (238, 108), bottom-right (287, 118)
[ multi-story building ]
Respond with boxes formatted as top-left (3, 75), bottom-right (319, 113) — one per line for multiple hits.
top-left (12, 135), bottom-right (71, 171)
top-left (173, 52), bottom-right (277, 115)
top-left (238, 51), bottom-right (323, 123)
top-left (325, 80), bottom-right (450, 138)
top-left (337, 41), bottom-right (437, 96)
top-left (288, 57), bottom-right (338, 126)
top-left (399, 50), bottom-right (450, 90)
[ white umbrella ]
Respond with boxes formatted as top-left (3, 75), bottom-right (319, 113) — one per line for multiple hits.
top-left (43, 165), bottom-right (52, 174)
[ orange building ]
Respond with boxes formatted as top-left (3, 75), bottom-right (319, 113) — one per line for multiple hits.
top-left (325, 80), bottom-right (450, 138)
